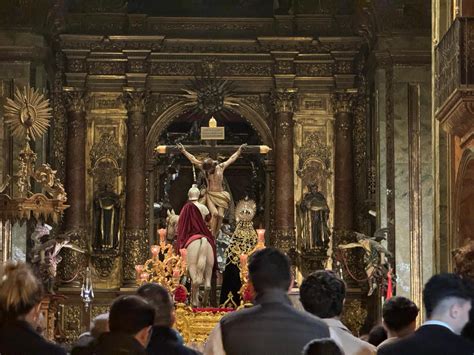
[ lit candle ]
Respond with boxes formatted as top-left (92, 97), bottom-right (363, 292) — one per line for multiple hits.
top-left (135, 265), bottom-right (144, 275)
top-left (140, 272), bottom-right (149, 282)
top-left (256, 229), bottom-right (265, 245)
top-left (155, 145), bottom-right (167, 154)
top-left (240, 254), bottom-right (248, 269)
top-left (150, 245), bottom-right (160, 257)
top-left (180, 248), bottom-right (187, 263)
top-left (158, 228), bottom-right (167, 243)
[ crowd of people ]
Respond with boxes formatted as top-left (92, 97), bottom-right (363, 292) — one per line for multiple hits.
top-left (0, 247), bottom-right (473, 354)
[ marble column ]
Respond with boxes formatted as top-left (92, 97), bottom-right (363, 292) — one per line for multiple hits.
top-left (331, 92), bottom-right (356, 231)
top-left (59, 87), bottom-right (88, 287)
top-left (122, 88), bottom-right (148, 287)
top-left (271, 88), bottom-right (298, 252)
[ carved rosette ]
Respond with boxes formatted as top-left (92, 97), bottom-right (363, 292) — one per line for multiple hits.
top-left (270, 88), bottom-right (298, 114)
top-left (122, 229), bottom-right (148, 283)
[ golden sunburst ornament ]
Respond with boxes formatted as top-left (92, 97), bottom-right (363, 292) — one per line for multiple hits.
top-left (4, 86), bottom-right (52, 141)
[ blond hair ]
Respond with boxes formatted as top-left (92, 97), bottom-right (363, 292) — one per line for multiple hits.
top-left (0, 261), bottom-right (43, 321)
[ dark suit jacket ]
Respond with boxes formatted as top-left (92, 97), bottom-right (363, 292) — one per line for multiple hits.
top-left (220, 289), bottom-right (330, 355)
top-left (0, 319), bottom-right (66, 355)
top-left (377, 324), bottom-right (474, 355)
top-left (73, 331), bottom-right (147, 355)
top-left (146, 326), bottom-right (200, 355)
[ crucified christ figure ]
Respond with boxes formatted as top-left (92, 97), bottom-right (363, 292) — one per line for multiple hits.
top-left (177, 143), bottom-right (246, 237)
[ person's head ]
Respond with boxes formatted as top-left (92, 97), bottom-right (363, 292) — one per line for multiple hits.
top-left (423, 273), bottom-right (473, 334)
top-left (308, 183), bottom-right (319, 194)
top-left (136, 283), bottom-right (174, 327)
top-left (248, 247), bottom-right (292, 295)
top-left (302, 338), bottom-right (344, 355)
top-left (109, 295), bottom-right (154, 347)
top-left (0, 261), bottom-right (43, 326)
top-left (90, 313), bottom-right (109, 339)
top-left (367, 324), bottom-right (387, 346)
top-left (382, 296), bottom-right (419, 337)
top-left (300, 270), bottom-right (345, 319)
top-left (202, 158), bottom-right (218, 174)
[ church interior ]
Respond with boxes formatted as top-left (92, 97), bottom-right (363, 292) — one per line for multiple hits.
top-left (0, 0), bottom-right (473, 348)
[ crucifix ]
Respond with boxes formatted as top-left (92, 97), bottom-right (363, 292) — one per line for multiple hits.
top-left (154, 117), bottom-right (271, 237)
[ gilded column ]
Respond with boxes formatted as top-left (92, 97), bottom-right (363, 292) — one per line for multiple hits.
top-left (332, 92), bottom-right (356, 231)
top-left (59, 87), bottom-right (88, 287)
top-left (271, 88), bottom-right (298, 252)
top-left (122, 88), bottom-right (148, 287)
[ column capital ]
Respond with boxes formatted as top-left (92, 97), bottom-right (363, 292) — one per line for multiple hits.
top-left (63, 87), bottom-right (88, 113)
top-left (331, 91), bottom-right (357, 115)
top-left (122, 87), bottom-right (148, 113)
top-left (270, 88), bottom-right (298, 114)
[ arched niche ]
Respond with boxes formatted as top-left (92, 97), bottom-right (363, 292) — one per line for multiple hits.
top-left (453, 147), bottom-right (474, 250)
top-left (145, 99), bottom-right (274, 162)
top-left (144, 97), bottom-right (275, 244)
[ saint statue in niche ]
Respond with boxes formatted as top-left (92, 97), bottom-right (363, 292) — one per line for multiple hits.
top-left (94, 185), bottom-right (121, 250)
top-left (297, 183), bottom-right (331, 249)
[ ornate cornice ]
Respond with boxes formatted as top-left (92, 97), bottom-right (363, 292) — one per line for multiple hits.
top-left (270, 88), bottom-right (298, 114)
top-left (122, 88), bottom-right (147, 114)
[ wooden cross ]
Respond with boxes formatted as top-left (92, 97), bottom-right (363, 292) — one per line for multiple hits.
top-left (154, 117), bottom-right (271, 160)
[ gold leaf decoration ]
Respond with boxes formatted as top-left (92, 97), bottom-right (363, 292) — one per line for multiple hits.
top-left (4, 86), bottom-right (52, 141)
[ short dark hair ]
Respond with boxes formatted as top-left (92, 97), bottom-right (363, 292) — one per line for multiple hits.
top-left (367, 325), bottom-right (387, 346)
top-left (248, 248), bottom-right (291, 294)
top-left (109, 295), bottom-right (154, 335)
top-left (300, 270), bottom-right (345, 318)
top-left (302, 338), bottom-right (343, 355)
top-left (137, 283), bottom-right (173, 327)
top-left (423, 273), bottom-right (472, 318)
top-left (383, 296), bottom-right (419, 331)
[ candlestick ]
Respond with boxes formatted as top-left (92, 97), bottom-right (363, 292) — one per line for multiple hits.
top-left (180, 248), bottom-right (187, 263)
top-left (135, 265), bottom-right (144, 274)
top-left (240, 254), bottom-right (248, 269)
top-left (256, 229), bottom-right (265, 245)
top-left (158, 228), bottom-right (166, 243)
top-left (151, 245), bottom-right (159, 257)
top-left (140, 272), bottom-right (149, 282)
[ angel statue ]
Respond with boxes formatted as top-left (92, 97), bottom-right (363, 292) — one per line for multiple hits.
top-left (338, 228), bottom-right (392, 296)
top-left (30, 224), bottom-right (86, 294)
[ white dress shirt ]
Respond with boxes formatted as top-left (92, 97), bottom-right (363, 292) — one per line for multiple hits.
top-left (324, 318), bottom-right (376, 355)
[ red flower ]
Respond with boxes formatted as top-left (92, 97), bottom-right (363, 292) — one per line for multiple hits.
top-left (174, 285), bottom-right (188, 303)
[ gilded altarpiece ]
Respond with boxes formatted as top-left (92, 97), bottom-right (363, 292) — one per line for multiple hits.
top-left (86, 93), bottom-right (126, 289)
